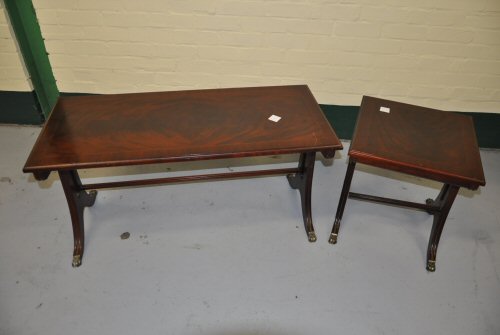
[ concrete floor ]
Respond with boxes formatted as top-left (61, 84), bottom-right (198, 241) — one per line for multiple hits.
top-left (0, 124), bottom-right (499, 335)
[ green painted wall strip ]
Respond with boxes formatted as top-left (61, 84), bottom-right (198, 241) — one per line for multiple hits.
top-left (320, 104), bottom-right (500, 149)
top-left (2, 89), bottom-right (498, 148)
top-left (462, 112), bottom-right (500, 149)
top-left (320, 104), bottom-right (359, 141)
top-left (4, 0), bottom-right (58, 119)
top-left (0, 90), bottom-right (43, 124)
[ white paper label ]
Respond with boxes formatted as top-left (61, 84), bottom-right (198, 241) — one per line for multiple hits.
top-left (268, 114), bottom-right (282, 122)
top-left (379, 106), bottom-right (390, 113)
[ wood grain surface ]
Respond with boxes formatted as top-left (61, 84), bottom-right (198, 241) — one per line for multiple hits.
top-left (24, 85), bottom-right (342, 173)
top-left (349, 96), bottom-right (485, 189)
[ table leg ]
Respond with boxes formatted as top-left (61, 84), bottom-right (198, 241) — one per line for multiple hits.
top-left (58, 170), bottom-right (98, 267)
top-left (329, 159), bottom-right (356, 244)
top-left (287, 152), bottom-right (317, 242)
top-left (425, 184), bottom-right (459, 272)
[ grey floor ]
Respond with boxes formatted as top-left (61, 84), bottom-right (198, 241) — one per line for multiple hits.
top-left (1, 124), bottom-right (499, 335)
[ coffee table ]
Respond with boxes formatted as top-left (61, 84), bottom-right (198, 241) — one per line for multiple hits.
top-left (23, 85), bottom-right (342, 267)
top-left (329, 96), bottom-right (485, 271)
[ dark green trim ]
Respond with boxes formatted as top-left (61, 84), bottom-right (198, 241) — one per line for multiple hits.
top-left (4, 0), bottom-right (59, 118)
top-left (60, 92), bottom-right (99, 97)
top-left (2, 91), bottom-right (498, 149)
top-left (320, 104), bottom-right (500, 149)
top-left (0, 90), bottom-right (43, 124)
top-left (0, 91), bottom-right (96, 125)
top-left (462, 112), bottom-right (500, 149)
top-left (320, 104), bottom-right (359, 141)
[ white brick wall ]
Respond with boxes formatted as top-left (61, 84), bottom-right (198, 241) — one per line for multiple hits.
top-left (32, 0), bottom-right (500, 112)
top-left (0, 2), bottom-right (32, 91)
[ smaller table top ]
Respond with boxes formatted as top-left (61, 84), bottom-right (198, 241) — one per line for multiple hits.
top-left (24, 85), bottom-right (341, 175)
top-left (349, 96), bottom-right (485, 190)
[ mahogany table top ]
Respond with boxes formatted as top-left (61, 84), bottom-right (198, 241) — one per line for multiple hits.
top-left (24, 85), bottom-right (341, 174)
top-left (349, 96), bottom-right (485, 190)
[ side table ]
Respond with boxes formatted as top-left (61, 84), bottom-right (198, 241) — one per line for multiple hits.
top-left (23, 85), bottom-right (342, 267)
top-left (329, 96), bottom-right (485, 271)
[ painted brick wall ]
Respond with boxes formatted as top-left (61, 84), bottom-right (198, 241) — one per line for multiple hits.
top-left (0, 2), bottom-right (31, 91)
top-left (32, 0), bottom-right (500, 113)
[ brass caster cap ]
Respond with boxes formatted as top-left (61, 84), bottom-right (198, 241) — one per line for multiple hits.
top-left (72, 255), bottom-right (82, 267)
top-left (307, 232), bottom-right (317, 242)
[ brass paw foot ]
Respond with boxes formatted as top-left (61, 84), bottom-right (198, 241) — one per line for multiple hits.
top-left (72, 255), bottom-right (82, 267)
top-left (426, 260), bottom-right (436, 272)
top-left (328, 233), bottom-right (338, 244)
top-left (307, 231), bottom-right (317, 242)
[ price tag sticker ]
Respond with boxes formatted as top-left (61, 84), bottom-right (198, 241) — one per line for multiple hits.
top-left (268, 115), bottom-right (282, 122)
top-left (380, 106), bottom-right (390, 113)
